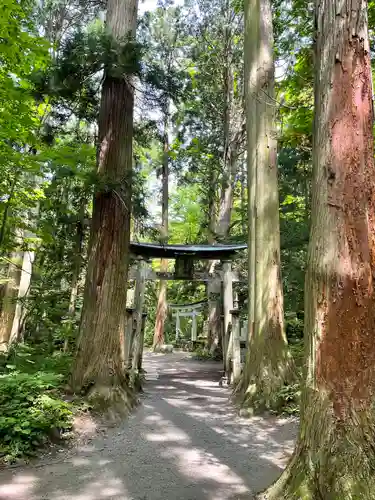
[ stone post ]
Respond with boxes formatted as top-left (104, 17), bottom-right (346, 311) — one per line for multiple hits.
top-left (231, 309), bottom-right (241, 383)
top-left (175, 312), bottom-right (180, 342)
top-left (123, 307), bottom-right (135, 370)
top-left (191, 310), bottom-right (198, 341)
top-left (131, 259), bottom-right (148, 382)
top-left (137, 312), bottom-right (148, 372)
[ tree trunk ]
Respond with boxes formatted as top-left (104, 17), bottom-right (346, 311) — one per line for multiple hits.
top-left (70, 0), bottom-right (138, 413)
top-left (153, 109), bottom-right (169, 350)
top-left (261, 2), bottom-right (375, 498)
top-left (64, 207), bottom-right (85, 352)
top-left (240, 157), bottom-right (247, 236)
top-left (207, 272), bottom-right (222, 354)
top-left (8, 249), bottom-right (35, 344)
top-left (207, 9), bottom-right (236, 353)
top-left (0, 174), bottom-right (40, 348)
top-left (0, 174), bottom-right (18, 252)
top-left (0, 252), bottom-right (22, 351)
top-left (217, 3), bottom-right (234, 241)
top-left (235, 0), bottom-right (291, 411)
top-left (206, 166), bottom-right (220, 352)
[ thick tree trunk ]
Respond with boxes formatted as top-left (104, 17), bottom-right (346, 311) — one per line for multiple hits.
top-left (70, 0), bottom-right (138, 413)
top-left (261, 2), bottom-right (375, 498)
top-left (236, 0), bottom-right (291, 411)
top-left (153, 110), bottom-right (169, 350)
top-left (153, 278), bottom-right (167, 348)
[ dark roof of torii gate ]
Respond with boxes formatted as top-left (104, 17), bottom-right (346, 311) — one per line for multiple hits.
top-left (168, 300), bottom-right (208, 310)
top-left (130, 242), bottom-right (247, 260)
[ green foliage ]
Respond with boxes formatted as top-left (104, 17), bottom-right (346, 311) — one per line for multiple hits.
top-left (3, 343), bottom-right (73, 378)
top-left (169, 185), bottom-right (205, 243)
top-left (39, 27), bottom-right (142, 126)
top-left (273, 382), bottom-right (301, 416)
top-left (286, 317), bottom-right (304, 343)
top-left (246, 349), bottom-right (303, 417)
top-left (271, 339), bottom-right (304, 416)
top-left (289, 340), bottom-right (304, 368)
top-left (192, 345), bottom-right (222, 361)
top-left (0, 0), bottom-right (49, 253)
top-left (4, 0), bottom-right (369, 434)
top-left (0, 345), bottom-right (73, 463)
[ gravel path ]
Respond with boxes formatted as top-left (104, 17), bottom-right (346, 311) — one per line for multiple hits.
top-left (0, 352), bottom-right (297, 500)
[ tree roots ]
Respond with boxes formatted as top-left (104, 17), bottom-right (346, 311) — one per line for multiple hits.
top-left (259, 391), bottom-right (375, 499)
top-left (86, 380), bottom-right (137, 421)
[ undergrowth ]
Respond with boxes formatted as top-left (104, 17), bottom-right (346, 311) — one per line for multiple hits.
top-left (192, 345), bottom-right (222, 361)
top-left (269, 337), bottom-right (303, 416)
top-left (238, 317), bottom-right (304, 417)
top-left (0, 344), bottom-right (75, 463)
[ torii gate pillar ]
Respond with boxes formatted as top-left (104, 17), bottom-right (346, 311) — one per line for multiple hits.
top-left (131, 258), bottom-right (148, 381)
top-left (175, 313), bottom-right (181, 342)
top-left (191, 310), bottom-right (198, 342)
top-left (222, 261), bottom-right (233, 375)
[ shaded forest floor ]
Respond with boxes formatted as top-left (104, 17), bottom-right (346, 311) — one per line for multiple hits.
top-left (0, 352), bottom-right (297, 500)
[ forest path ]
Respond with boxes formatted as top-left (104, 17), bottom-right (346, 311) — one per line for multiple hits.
top-left (0, 352), bottom-right (297, 500)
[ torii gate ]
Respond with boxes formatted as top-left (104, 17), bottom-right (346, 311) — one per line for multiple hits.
top-left (169, 300), bottom-right (207, 342)
top-left (126, 242), bottom-right (247, 381)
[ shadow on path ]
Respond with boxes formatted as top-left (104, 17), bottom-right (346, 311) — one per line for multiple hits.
top-left (0, 352), bottom-right (297, 500)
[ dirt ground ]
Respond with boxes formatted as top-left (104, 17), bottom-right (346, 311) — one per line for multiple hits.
top-left (0, 352), bottom-right (297, 500)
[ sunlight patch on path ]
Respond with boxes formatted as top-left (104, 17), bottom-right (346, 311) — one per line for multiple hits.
top-left (142, 406), bottom-right (250, 500)
top-left (0, 352), bottom-right (297, 500)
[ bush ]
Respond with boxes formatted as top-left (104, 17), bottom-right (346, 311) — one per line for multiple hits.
top-left (0, 345), bottom-right (74, 463)
top-left (273, 339), bottom-right (304, 416)
top-left (0, 343), bottom-right (72, 379)
top-left (289, 339), bottom-right (304, 368)
top-left (192, 345), bottom-right (222, 361)
top-left (285, 316), bottom-right (304, 342)
top-left (0, 371), bottom-right (73, 462)
top-left (273, 382), bottom-right (301, 416)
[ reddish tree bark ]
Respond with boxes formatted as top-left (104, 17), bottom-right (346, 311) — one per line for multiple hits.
top-left (70, 0), bottom-right (138, 412)
top-left (261, 1), bottom-right (375, 497)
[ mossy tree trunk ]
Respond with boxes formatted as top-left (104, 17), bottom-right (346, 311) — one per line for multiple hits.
top-left (235, 0), bottom-right (292, 412)
top-left (261, 2), bottom-right (375, 498)
top-left (70, 0), bottom-right (138, 412)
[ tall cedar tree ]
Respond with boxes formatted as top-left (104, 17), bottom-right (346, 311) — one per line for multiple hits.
top-left (261, 1), bottom-right (375, 498)
top-left (152, 108), bottom-right (169, 349)
top-left (71, 0), bottom-right (138, 410)
top-left (235, 0), bottom-right (292, 409)
top-left (150, 7), bottom-right (182, 350)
